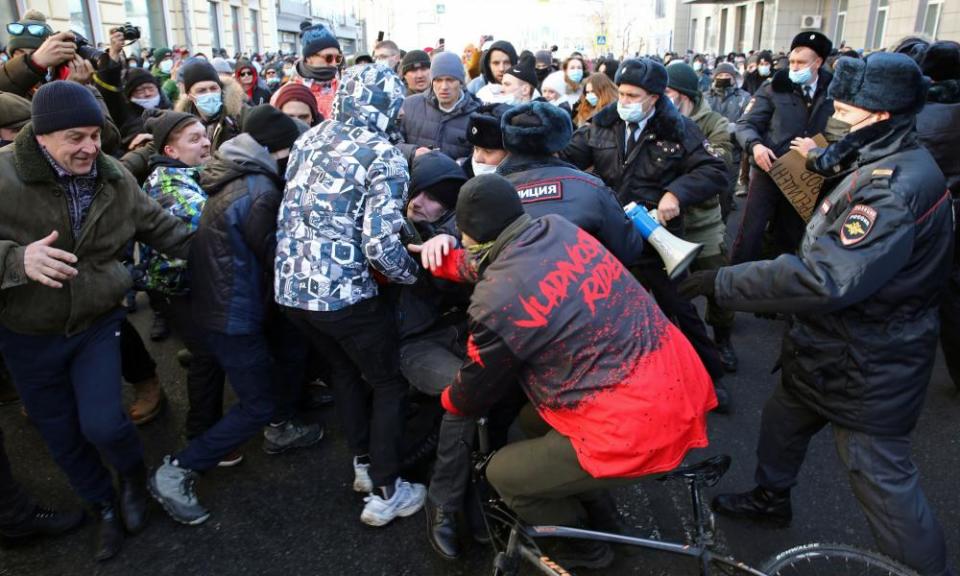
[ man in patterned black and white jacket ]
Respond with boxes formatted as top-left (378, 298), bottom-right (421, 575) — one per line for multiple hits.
top-left (274, 63), bottom-right (426, 527)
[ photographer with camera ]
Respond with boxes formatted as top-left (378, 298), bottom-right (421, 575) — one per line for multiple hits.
top-left (0, 11), bottom-right (75, 98)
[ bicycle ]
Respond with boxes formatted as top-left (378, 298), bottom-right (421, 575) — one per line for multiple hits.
top-left (471, 418), bottom-right (918, 576)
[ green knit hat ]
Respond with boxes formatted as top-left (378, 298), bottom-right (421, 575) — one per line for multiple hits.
top-left (7, 11), bottom-right (51, 52)
top-left (666, 62), bottom-right (702, 104)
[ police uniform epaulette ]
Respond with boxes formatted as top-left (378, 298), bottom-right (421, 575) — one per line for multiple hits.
top-left (870, 167), bottom-right (895, 188)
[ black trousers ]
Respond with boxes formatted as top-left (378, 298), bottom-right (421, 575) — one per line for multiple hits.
top-left (0, 425), bottom-right (33, 528)
top-left (939, 274), bottom-right (960, 390)
top-left (755, 381), bottom-right (952, 576)
top-left (730, 167), bottom-right (806, 265)
top-left (119, 317), bottom-right (156, 384)
top-left (284, 297), bottom-right (406, 488)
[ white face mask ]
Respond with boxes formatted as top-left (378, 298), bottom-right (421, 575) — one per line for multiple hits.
top-left (472, 158), bottom-right (499, 175)
top-left (131, 94), bottom-right (161, 110)
top-left (159, 59), bottom-right (173, 74)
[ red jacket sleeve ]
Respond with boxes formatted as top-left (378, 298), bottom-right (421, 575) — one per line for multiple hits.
top-left (428, 249), bottom-right (479, 283)
top-left (441, 317), bottom-right (522, 417)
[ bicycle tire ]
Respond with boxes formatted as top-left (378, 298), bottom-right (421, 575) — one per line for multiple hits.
top-left (761, 543), bottom-right (919, 576)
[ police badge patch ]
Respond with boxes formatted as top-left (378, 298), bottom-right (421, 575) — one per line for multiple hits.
top-left (703, 139), bottom-right (722, 159)
top-left (840, 204), bottom-right (877, 246)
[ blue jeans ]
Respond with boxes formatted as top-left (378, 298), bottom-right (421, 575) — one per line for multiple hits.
top-left (0, 309), bottom-right (143, 505)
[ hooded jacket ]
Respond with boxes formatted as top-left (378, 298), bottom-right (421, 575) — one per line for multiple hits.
top-left (275, 64), bottom-right (418, 313)
top-left (193, 134), bottom-right (283, 334)
top-left (0, 124), bottom-right (192, 336)
top-left (136, 156), bottom-right (207, 295)
top-left (398, 88), bottom-right (482, 162)
top-left (560, 97), bottom-right (727, 237)
top-left (235, 59), bottom-right (272, 105)
top-left (716, 116), bottom-right (953, 436)
top-left (174, 76), bottom-right (246, 151)
top-left (441, 214), bottom-right (716, 478)
top-left (466, 41), bottom-right (518, 94)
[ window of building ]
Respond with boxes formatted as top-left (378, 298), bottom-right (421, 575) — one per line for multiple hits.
top-left (655, 0), bottom-right (666, 19)
top-left (208, 1), bottom-right (222, 50)
top-left (753, 2), bottom-right (764, 50)
top-left (249, 8), bottom-right (260, 54)
top-left (231, 5), bottom-right (241, 53)
top-left (279, 30), bottom-right (297, 54)
top-left (872, 0), bottom-right (888, 49)
top-left (921, 0), bottom-right (943, 38)
top-left (70, 0), bottom-right (96, 42)
top-left (124, 0), bottom-right (167, 50)
top-left (835, 0), bottom-right (847, 45)
top-left (719, 8), bottom-right (728, 54)
top-left (690, 18), bottom-right (698, 53)
top-left (734, 4), bottom-right (746, 53)
top-left (703, 16), bottom-right (711, 52)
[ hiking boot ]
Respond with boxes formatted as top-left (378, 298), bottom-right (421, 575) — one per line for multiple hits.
top-left (360, 478), bottom-right (427, 527)
top-left (149, 313), bottom-right (169, 342)
top-left (119, 463), bottom-right (149, 534)
top-left (263, 420), bottom-right (324, 455)
top-left (549, 538), bottom-right (615, 570)
top-left (217, 449), bottom-right (244, 468)
top-left (713, 379), bottom-right (731, 414)
top-left (712, 486), bottom-right (792, 527)
top-left (93, 502), bottom-right (123, 562)
top-left (714, 328), bottom-right (739, 373)
top-left (128, 375), bottom-right (165, 426)
top-left (0, 504), bottom-right (84, 539)
top-left (353, 456), bottom-right (373, 493)
top-left (148, 456), bottom-right (210, 526)
top-left (425, 500), bottom-right (460, 560)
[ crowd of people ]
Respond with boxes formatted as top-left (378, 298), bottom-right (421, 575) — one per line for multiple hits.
top-left (0, 7), bottom-right (957, 575)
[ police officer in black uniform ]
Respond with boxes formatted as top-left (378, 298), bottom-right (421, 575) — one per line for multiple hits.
top-left (681, 53), bottom-right (954, 576)
top-left (731, 32), bottom-right (834, 265)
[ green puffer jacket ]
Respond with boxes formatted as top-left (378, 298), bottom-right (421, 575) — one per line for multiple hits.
top-left (0, 123), bottom-right (193, 336)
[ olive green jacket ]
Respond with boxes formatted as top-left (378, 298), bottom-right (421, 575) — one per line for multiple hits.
top-left (0, 123), bottom-right (193, 336)
top-left (684, 98), bottom-right (733, 257)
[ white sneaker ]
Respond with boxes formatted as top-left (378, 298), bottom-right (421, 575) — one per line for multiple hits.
top-left (353, 456), bottom-right (373, 493)
top-left (360, 478), bottom-right (427, 527)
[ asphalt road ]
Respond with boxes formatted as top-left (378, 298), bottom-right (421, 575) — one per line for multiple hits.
top-left (1, 205), bottom-right (958, 576)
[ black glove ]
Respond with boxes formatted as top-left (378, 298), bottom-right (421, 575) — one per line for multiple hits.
top-left (678, 269), bottom-right (718, 300)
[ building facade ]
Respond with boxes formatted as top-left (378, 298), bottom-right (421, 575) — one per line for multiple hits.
top-left (275, 0), bottom-right (364, 57)
top-left (0, 0), bottom-right (279, 56)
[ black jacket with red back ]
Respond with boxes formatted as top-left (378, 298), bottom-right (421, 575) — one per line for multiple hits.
top-left (497, 154), bottom-right (645, 267)
top-left (440, 214), bottom-right (715, 478)
top-left (560, 97), bottom-right (727, 236)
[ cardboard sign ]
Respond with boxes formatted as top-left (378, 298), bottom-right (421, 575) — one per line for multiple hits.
top-left (769, 134), bottom-right (828, 222)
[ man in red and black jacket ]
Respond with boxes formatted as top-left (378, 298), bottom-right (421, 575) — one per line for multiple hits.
top-left (433, 174), bottom-right (716, 569)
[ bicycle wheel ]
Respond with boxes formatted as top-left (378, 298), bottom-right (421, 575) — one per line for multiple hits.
top-left (762, 543), bottom-right (919, 576)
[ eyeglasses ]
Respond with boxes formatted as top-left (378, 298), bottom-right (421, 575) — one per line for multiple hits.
top-left (6, 22), bottom-right (49, 37)
top-left (315, 53), bottom-right (343, 65)
top-left (239, 70), bottom-right (254, 77)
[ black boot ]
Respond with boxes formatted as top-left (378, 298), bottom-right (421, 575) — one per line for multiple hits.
top-left (119, 463), bottom-right (149, 534)
top-left (150, 313), bottom-right (169, 342)
top-left (94, 502), bottom-right (124, 562)
top-left (425, 500), bottom-right (460, 560)
top-left (713, 327), bottom-right (739, 373)
top-left (0, 504), bottom-right (84, 539)
top-left (712, 379), bottom-right (731, 414)
top-left (712, 486), bottom-right (792, 526)
top-left (549, 537), bottom-right (615, 570)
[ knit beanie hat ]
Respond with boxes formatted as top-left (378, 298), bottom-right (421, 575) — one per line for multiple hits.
top-left (616, 58), bottom-right (668, 95)
top-left (271, 82), bottom-right (322, 124)
top-left (401, 50), bottom-right (431, 75)
top-left (790, 31), bottom-right (833, 61)
top-left (300, 22), bottom-right (340, 59)
top-left (32, 81), bottom-right (104, 135)
top-left (145, 110), bottom-right (200, 152)
top-left (456, 174), bottom-right (525, 244)
top-left (241, 104), bottom-right (302, 152)
top-left (829, 53), bottom-right (929, 115)
top-left (535, 50), bottom-right (553, 67)
top-left (430, 51), bottom-right (465, 83)
top-left (153, 47), bottom-right (173, 63)
top-left (504, 59), bottom-right (538, 90)
top-left (466, 104), bottom-right (509, 150)
top-left (713, 62), bottom-right (741, 82)
top-left (411, 151), bottom-right (468, 211)
top-left (921, 41), bottom-right (960, 83)
top-left (123, 68), bottom-right (161, 98)
top-left (0, 92), bottom-right (33, 130)
top-left (181, 60), bottom-right (222, 93)
top-left (540, 71), bottom-right (567, 97)
top-left (7, 11), bottom-right (51, 52)
top-left (666, 62), bottom-right (702, 103)
top-left (501, 101), bottom-right (573, 155)
top-left (211, 57), bottom-right (233, 75)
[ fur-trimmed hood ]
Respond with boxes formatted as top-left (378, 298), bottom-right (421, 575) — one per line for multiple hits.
top-left (590, 94), bottom-right (686, 142)
top-left (174, 76), bottom-right (246, 120)
top-left (770, 66), bottom-right (833, 94)
top-left (13, 122), bottom-right (125, 184)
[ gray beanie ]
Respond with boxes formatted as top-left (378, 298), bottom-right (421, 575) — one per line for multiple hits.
top-left (430, 51), bottom-right (465, 83)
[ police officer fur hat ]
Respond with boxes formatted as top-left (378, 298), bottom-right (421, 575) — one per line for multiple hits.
top-left (501, 101), bottom-right (573, 156)
top-left (829, 53), bottom-right (929, 115)
top-left (615, 58), bottom-right (668, 95)
top-left (466, 104), bottom-right (509, 150)
top-left (790, 31), bottom-right (832, 61)
top-left (920, 40), bottom-right (960, 82)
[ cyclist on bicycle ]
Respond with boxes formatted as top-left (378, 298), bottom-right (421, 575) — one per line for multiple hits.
top-left (435, 174), bottom-right (717, 569)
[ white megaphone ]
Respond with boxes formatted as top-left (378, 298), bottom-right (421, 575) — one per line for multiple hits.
top-left (624, 202), bottom-right (703, 280)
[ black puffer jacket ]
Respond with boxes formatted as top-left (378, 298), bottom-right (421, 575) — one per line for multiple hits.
top-left (191, 134), bottom-right (283, 335)
top-left (916, 79), bottom-right (960, 196)
top-left (715, 117), bottom-right (954, 436)
top-left (560, 97), bottom-right (727, 235)
top-left (735, 68), bottom-right (834, 162)
top-left (497, 154), bottom-right (645, 266)
top-left (398, 89), bottom-right (482, 162)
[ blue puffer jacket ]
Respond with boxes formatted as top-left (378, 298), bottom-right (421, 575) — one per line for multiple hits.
top-left (191, 134), bottom-right (283, 335)
top-left (398, 89), bottom-right (481, 162)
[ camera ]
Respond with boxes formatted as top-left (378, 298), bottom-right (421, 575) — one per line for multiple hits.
top-left (70, 31), bottom-right (105, 64)
top-left (111, 22), bottom-right (141, 42)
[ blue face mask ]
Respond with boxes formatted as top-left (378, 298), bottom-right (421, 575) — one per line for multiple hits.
top-left (617, 97), bottom-right (653, 123)
top-left (568, 69), bottom-right (583, 83)
top-left (585, 92), bottom-right (599, 107)
top-left (194, 92), bottom-right (222, 117)
top-left (789, 65), bottom-right (813, 85)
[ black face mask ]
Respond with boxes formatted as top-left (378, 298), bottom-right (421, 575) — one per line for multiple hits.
top-left (301, 62), bottom-right (337, 82)
top-left (535, 67), bottom-right (550, 84)
top-left (714, 78), bottom-right (733, 89)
